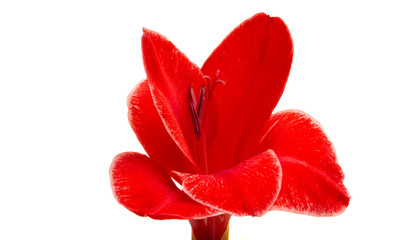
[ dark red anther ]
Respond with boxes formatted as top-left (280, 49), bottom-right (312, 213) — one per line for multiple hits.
top-left (189, 85), bottom-right (206, 140)
top-left (189, 71), bottom-right (223, 139)
top-left (197, 85), bottom-right (205, 120)
top-left (189, 100), bottom-right (200, 139)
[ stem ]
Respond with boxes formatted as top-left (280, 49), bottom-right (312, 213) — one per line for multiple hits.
top-left (189, 214), bottom-right (231, 240)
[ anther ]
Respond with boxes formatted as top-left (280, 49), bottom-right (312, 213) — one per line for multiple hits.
top-left (189, 86), bottom-right (198, 112)
top-left (189, 100), bottom-right (201, 139)
top-left (197, 85), bottom-right (205, 120)
top-left (188, 85), bottom-right (206, 140)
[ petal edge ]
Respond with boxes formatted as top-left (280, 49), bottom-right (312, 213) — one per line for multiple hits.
top-left (173, 149), bottom-right (282, 216)
top-left (110, 152), bottom-right (219, 219)
top-left (258, 110), bottom-right (350, 216)
top-left (201, 13), bottom-right (294, 173)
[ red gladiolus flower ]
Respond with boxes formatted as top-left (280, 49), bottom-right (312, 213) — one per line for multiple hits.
top-left (110, 12), bottom-right (350, 239)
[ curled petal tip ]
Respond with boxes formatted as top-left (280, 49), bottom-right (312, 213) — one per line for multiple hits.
top-left (142, 27), bottom-right (150, 34)
top-left (142, 28), bottom-right (160, 40)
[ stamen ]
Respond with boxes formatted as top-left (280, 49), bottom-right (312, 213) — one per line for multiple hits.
top-left (197, 85), bottom-right (206, 119)
top-left (189, 85), bottom-right (206, 140)
top-left (189, 86), bottom-right (198, 112)
top-left (189, 101), bottom-right (201, 139)
top-left (203, 76), bottom-right (211, 93)
top-left (188, 71), bottom-right (224, 139)
top-left (215, 69), bottom-right (220, 80)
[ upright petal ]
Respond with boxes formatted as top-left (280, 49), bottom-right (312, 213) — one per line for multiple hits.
top-left (128, 80), bottom-right (199, 174)
top-left (257, 110), bottom-right (350, 216)
top-left (173, 149), bottom-right (282, 216)
top-left (201, 13), bottom-right (294, 173)
top-left (142, 29), bottom-right (207, 169)
top-left (110, 152), bottom-right (219, 220)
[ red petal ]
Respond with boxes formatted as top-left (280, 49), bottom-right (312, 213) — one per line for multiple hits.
top-left (258, 110), bottom-right (350, 216)
top-left (142, 29), bottom-right (206, 169)
top-left (110, 152), bottom-right (219, 220)
top-left (173, 149), bottom-right (282, 216)
top-left (201, 13), bottom-right (294, 173)
top-left (128, 80), bottom-right (199, 174)
top-left (271, 158), bottom-right (350, 216)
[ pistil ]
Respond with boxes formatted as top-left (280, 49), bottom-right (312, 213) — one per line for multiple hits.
top-left (204, 70), bottom-right (226, 97)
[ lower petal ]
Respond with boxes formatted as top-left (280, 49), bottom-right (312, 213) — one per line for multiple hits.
top-left (110, 152), bottom-right (219, 219)
top-left (271, 157), bottom-right (350, 216)
top-left (173, 149), bottom-right (282, 216)
top-left (258, 110), bottom-right (350, 216)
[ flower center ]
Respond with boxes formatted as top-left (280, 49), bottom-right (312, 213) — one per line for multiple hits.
top-left (189, 70), bottom-right (225, 140)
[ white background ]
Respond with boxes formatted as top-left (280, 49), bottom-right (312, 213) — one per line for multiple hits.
top-left (1, 0), bottom-right (405, 239)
